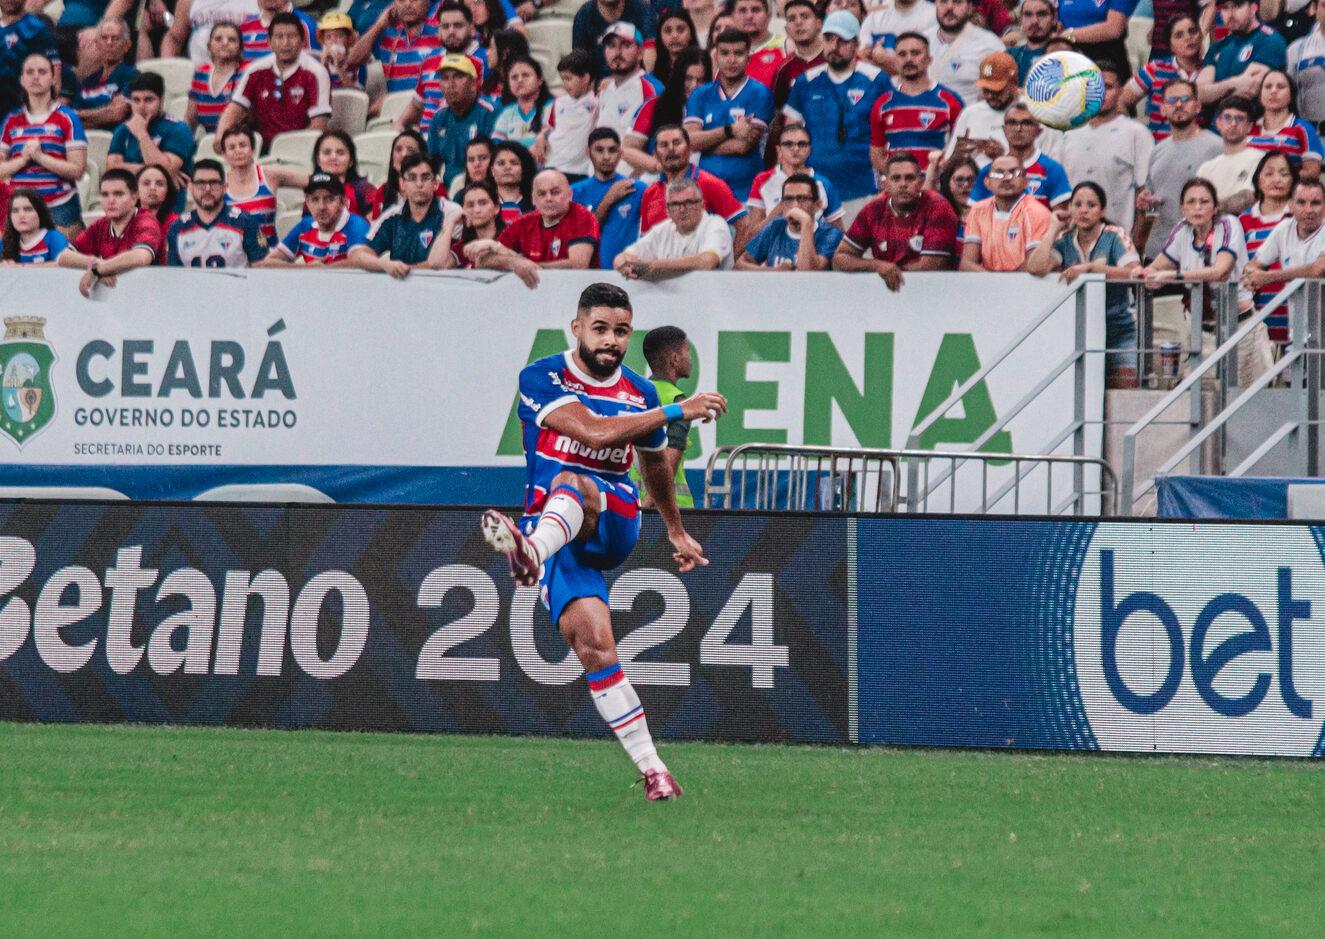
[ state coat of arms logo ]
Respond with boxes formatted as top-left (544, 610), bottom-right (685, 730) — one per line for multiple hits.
top-left (0, 316), bottom-right (57, 448)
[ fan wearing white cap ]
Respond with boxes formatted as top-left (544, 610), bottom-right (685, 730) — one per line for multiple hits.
top-left (594, 21), bottom-right (664, 172)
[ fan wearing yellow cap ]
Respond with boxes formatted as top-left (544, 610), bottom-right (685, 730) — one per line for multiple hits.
top-left (317, 10), bottom-right (368, 91)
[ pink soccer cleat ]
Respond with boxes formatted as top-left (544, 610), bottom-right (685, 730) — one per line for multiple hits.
top-left (643, 768), bottom-right (683, 802)
top-left (481, 509), bottom-right (541, 587)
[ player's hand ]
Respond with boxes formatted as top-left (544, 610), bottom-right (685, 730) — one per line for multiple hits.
top-left (680, 390), bottom-right (727, 423)
top-left (669, 527), bottom-right (708, 573)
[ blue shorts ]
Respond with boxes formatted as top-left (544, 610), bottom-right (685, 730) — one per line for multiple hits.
top-left (523, 475), bottom-right (641, 626)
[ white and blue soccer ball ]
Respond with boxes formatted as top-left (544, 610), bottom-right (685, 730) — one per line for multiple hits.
top-left (1024, 51), bottom-right (1106, 131)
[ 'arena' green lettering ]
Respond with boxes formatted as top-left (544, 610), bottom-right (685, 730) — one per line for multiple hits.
top-left (497, 329), bottom-right (571, 456)
top-left (717, 332), bottom-right (789, 446)
top-left (912, 333), bottom-right (1011, 454)
top-left (803, 332), bottom-right (892, 447)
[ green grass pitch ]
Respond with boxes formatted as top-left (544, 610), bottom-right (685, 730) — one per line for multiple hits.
top-left (3, 722), bottom-right (1325, 935)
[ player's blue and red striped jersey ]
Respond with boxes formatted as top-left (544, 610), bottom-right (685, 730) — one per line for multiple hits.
top-left (276, 208), bottom-right (369, 263)
top-left (375, 21), bottom-right (442, 93)
top-left (240, 9), bottom-right (319, 60)
top-left (189, 62), bottom-right (242, 132)
top-left (1249, 116), bottom-right (1324, 166)
top-left (0, 105), bottom-right (87, 206)
top-left (1240, 205), bottom-right (1290, 341)
top-left (1127, 57), bottom-right (1199, 141)
top-left (516, 350), bottom-right (665, 515)
top-left (868, 83), bottom-right (964, 170)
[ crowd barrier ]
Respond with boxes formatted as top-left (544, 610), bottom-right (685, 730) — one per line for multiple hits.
top-left (3, 500), bottom-right (1324, 758)
top-left (0, 268), bottom-right (1102, 509)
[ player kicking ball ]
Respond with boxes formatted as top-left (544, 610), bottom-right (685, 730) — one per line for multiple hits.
top-left (482, 283), bottom-right (727, 801)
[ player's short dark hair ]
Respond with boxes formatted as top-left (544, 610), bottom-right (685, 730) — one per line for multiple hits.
top-left (714, 27), bottom-right (751, 49)
top-left (558, 49), bottom-right (595, 76)
top-left (577, 282), bottom-right (632, 317)
top-left (192, 158), bottom-right (224, 179)
top-left (884, 151), bottom-right (921, 171)
top-left (129, 71), bottom-right (164, 98)
top-left (782, 172), bottom-right (818, 197)
top-left (435, 0), bottom-right (472, 22)
top-left (588, 126), bottom-right (620, 146)
top-left (101, 167), bottom-right (138, 192)
top-left (269, 11), bottom-right (305, 37)
top-left (643, 326), bottom-right (687, 370)
top-left (782, 0), bottom-right (820, 18)
top-left (894, 31), bottom-right (929, 48)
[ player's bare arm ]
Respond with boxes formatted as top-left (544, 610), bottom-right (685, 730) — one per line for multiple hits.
top-left (638, 448), bottom-right (707, 572)
top-left (539, 391), bottom-right (726, 451)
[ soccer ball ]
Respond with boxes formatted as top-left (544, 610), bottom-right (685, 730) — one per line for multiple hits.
top-left (1024, 51), bottom-right (1106, 131)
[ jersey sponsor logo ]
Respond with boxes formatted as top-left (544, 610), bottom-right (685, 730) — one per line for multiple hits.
top-left (538, 431), bottom-right (631, 471)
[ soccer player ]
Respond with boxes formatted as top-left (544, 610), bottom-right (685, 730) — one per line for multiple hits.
top-left (481, 282), bottom-right (727, 801)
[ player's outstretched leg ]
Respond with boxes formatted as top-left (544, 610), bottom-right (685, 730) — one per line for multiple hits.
top-left (483, 473), bottom-right (596, 586)
top-left (561, 597), bottom-right (682, 801)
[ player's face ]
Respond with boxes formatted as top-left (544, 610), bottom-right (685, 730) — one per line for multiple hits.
top-left (784, 6), bottom-right (820, 44)
top-left (438, 11), bottom-right (472, 50)
top-left (191, 172), bottom-right (225, 210)
top-left (714, 41), bottom-right (749, 80)
top-left (1003, 109), bottom-right (1039, 148)
top-left (936, 0), bottom-right (972, 30)
top-left (895, 38), bottom-right (929, 79)
top-left (777, 130), bottom-right (810, 167)
top-left (572, 307), bottom-right (633, 378)
top-left (674, 342), bottom-right (693, 380)
top-left (137, 169), bottom-right (170, 210)
top-left (99, 181), bottom-right (136, 221)
top-left (307, 189), bottom-right (343, 225)
top-left (1292, 184), bottom-right (1325, 231)
top-left (9, 196), bottom-right (39, 234)
top-left (588, 137), bottom-right (620, 176)
top-left (533, 173), bottom-right (571, 220)
top-left (604, 36), bottom-right (640, 74)
top-left (1020, 0), bottom-right (1055, 42)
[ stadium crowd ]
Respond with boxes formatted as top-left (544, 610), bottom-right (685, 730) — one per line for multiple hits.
top-left (5, 0), bottom-right (1325, 379)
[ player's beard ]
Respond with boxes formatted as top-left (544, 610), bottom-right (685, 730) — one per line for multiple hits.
top-left (578, 341), bottom-right (622, 379)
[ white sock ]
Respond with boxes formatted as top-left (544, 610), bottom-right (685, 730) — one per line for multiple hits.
top-left (528, 486), bottom-right (584, 563)
top-left (587, 663), bottom-right (665, 774)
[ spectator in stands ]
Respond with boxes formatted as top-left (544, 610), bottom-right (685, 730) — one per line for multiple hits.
top-left (240, 0), bottom-right (319, 62)
top-left (313, 130), bottom-right (375, 216)
top-left (540, 50), bottom-right (598, 179)
top-left (167, 159), bottom-right (268, 267)
top-left (572, 126), bottom-right (643, 269)
top-left (367, 128), bottom-right (427, 218)
top-left (1250, 69), bottom-right (1323, 175)
top-left (576, 0), bottom-right (657, 78)
top-left (1055, 0), bottom-right (1133, 76)
top-left (1237, 150), bottom-right (1295, 317)
top-left (1121, 15), bottom-right (1203, 142)
top-left (0, 0), bottom-right (60, 122)
top-left (960, 154), bottom-right (1052, 272)
top-left (784, 11), bottom-right (893, 213)
top-left (469, 168), bottom-right (598, 278)
top-left (737, 173), bottom-right (842, 270)
top-left (453, 133), bottom-right (494, 190)
top-left (615, 175), bottom-right (733, 276)
top-left (651, 8), bottom-right (698, 83)
top-left (57, 167), bottom-right (160, 296)
top-left (969, 102), bottom-right (1071, 209)
top-left (638, 123), bottom-right (752, 248)
top-left (161, 0), bottom-right (253, 62)
top-left (487, 138), bottom-right (535, 221)
top-left (1136, 78), bottom-right (1223, 258)
top-left (1198, 0), bottom-right (1286, 106)
top-left (482, 27), bottom-right (531, 99)
top-left (70, 18), bottom-right (135, 131)
top-left (869, 32), bottom-right (963, 178)
top-left (350, 0), bottom-right (440, 96)
top-left (449, 178), bottom-right (505, 266)
top-left (258, 171), bottom-right (370, 265)
top-left (925, 0), bottom-right (1003, 107)
top-left (0, 53), bottom-right (87, 236)
top-left (1289, 0), bottom-right (1325, 125)
top-left (860, 0), bottom-right (936, 75)
top-left (493, 55), bottom-right (554, 154)
top-left (216, 13), bottom-right (332, 153)
top-left (470, 0), bottom-right (520, 52)
top-left (1134, 176), bottom-right (1274, 384)
top-left (315, 12), bottom-right (368, 92)
top-left (1026, 181), bottom-right (1141, 384)
top-left (1059, 60), bottom-right (1152, 235)
top-left (937, 154), bottom-right (977, 244)
top-left (1197, 95), bottom-right (1263, 212)
top-left (136, 163), bottom-right (178, 260)
top-left (733, 0), bottom-right (784, 88)
top-left (747, 124), bottom-right (844, 230)
top-left (684, 0), bottom-right (719, 49)
top-left (392, 1), bottom-right (489, 135)
top-left (945, 51), bottom-right (1056, 170)
top-left (422, 53), bottom-right (498, 180)
top-left (186, 22), bottom-right (244, 134)
top-left (350, 153), bottom-right (458, 275)
top-left (684, 28), bottom-right (773, 200)
top-left (594, 22), bottom-right (662, 155)
top-left (106, 73), bottom-right (196, 183)
top-left (1243, 177), bottom-right (1325, 299)
top-left (834, 152), bottom-right (957, 288)
top-left (621, 46), bottom-right (708, 174)
top-left (220, 126), bottom-right (306, 244)
top-left (771, 0), bottom-right (823, 109)
top-left (1149, 0), bottom-right (1200, 60)
top-left (1008, 0), bottom-right (1057, 83)
top-left (0, 189), bottom-right (69, 263)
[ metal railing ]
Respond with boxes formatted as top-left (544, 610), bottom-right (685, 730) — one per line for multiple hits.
top-left (703, 443), bottom-right (1118, 516)
top-left (1120, 279), bottom-right (1323, 514)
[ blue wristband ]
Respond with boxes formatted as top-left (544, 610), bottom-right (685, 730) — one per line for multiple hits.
top-left (662, 402), bottom-right (684, 422)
